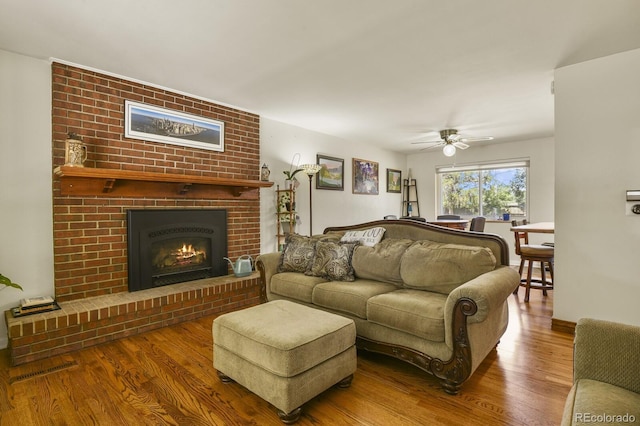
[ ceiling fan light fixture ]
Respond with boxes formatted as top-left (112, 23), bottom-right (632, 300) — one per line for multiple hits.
top-left (443, 144), bottom-right (456, 157)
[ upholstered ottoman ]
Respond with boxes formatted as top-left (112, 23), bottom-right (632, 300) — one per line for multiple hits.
top-left (213, 300), bottom-right (357, 423)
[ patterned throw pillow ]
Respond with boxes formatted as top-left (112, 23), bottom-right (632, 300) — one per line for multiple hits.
top-left (278, 234), bottom-right (317, 273)
top-left (307, 241), bottom-right (358, 281)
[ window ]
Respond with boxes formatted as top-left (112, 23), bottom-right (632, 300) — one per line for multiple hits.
top-left (436, 160), bottom-right (529, 220)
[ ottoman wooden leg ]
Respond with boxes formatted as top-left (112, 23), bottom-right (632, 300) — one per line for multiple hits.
top-left (336, 374), bottom-right (354, 389)
top-left (277, 407), bottom-right (302, 424)
top-left (217, 371), bottom-right (234, 383)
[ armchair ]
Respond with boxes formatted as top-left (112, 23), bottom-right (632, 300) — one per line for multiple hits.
top-left (561, 318), bottom-right (640, 425)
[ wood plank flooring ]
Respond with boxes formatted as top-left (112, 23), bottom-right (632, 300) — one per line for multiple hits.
top-left (0, 288), bottom-right (573, 425)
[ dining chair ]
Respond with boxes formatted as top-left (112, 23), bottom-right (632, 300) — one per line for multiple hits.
top-left (512, 219), bottom-right (528, 273)
top-left (437, 214), bottom-right (461, 220)
top-left (511, 219), bottom-right (554, 302)
top-left (469, 216), bottom-right (486, 232)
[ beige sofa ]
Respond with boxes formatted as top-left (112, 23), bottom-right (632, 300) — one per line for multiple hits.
top-left (256, 219), bottom-right (520, 394)
top-left (561, 318), bottom-right (640, 425)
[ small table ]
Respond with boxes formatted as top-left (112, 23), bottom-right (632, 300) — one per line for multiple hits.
top-left (427, 219), bottom-right (469, 230)
top-left (509, 221), bottom-right (554, 234)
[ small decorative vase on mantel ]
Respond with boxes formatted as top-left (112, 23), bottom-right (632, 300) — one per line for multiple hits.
top-left (261, 163), bottom-right (271, 181)
top-left (64, 133), bottom-right (87, 167)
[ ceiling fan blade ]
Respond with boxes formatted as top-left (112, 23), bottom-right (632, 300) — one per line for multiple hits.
top-left (458, 136), bottom-right (494, 143)
top-left (419, 142), bottom-right (446, 151)
top-left (410, 129), bottom-right (493, 150)
top-left (453, 141), bottom-right (470, 150)
top-left (410, 139), bottom-right (444, 145)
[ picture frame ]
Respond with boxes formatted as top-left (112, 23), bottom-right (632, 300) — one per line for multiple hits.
top-left (316, 154), bottom-right (344, 190)
top-left (352, 158), bottom-right (379, 195)
top-left (386, 169), bottom-right (402, 193)
top-left (124, 101), bottom-right (224, 152)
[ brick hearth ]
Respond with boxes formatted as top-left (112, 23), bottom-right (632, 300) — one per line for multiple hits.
top-left (6, 273), bottom-right (261, 365)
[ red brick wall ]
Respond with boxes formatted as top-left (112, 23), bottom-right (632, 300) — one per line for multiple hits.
top-left (51, 62), bottom-right (262, 302)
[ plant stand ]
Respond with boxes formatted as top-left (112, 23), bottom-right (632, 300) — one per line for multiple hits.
top-left (276, 185), bottom-right (296, 251)
top-left (402, 178), bottom-right (420, 217)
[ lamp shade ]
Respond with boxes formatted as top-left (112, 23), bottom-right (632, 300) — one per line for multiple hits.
top-left (301, 163), bottom-right (322, 176)
top-left (443, 144), bottom-right (456, 157)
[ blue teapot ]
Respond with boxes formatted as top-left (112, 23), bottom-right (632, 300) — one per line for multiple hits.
top-left (224, 255), bottom-right (253, 278)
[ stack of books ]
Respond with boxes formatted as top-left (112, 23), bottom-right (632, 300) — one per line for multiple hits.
top-left (11, 296), bottom-right (60, 317)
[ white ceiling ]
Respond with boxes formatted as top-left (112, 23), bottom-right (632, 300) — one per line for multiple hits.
top-left (1, 0), bottom-right (640, 153)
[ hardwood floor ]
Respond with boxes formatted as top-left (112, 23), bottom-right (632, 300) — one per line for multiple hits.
top-left (0, 289), bottom-right (573, 425)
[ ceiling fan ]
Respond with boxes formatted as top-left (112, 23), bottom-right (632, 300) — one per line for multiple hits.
top-left (411, 129), bottom-right (494, 156)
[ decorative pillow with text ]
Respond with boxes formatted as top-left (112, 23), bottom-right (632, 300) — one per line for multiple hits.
top-left (340, 227), bottom-right (385, 247)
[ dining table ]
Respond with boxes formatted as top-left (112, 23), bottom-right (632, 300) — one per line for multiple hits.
top-left (426, 219), bottom-right (469, 230)
top-left (509, 221), bottom-right (554, 234)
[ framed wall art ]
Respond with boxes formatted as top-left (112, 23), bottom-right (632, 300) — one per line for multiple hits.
top-left (316, 154), bottom-right (344, 190)
top-left (386, 169), bottom-right (402, 193)
top-left (125, 101), bottom-right (224, 152)
top-left (352, 158), bottom-right (379, 195)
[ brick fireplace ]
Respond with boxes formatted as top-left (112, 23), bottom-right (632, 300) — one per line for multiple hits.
top-left (50, 63), bottom-right (264, 302)
top-left (4, 62), bottom-right (269, 365)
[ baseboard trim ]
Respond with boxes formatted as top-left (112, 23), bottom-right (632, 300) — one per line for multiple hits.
top-left (551, 318), bottom-right (576, 335)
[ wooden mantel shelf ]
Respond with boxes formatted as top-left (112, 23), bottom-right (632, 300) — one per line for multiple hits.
top-left (54, 166), bottom-right (273, 200)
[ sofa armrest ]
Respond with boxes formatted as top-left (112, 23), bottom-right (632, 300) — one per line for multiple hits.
top-left (444, 265), bottom-right (520, 326)
top-left (573, 318), bottom-right (640, 394)
top-left (255, 252), bottom-right (282, 301)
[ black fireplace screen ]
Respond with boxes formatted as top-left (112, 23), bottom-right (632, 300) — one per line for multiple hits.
top-left (127, 209), bottom-right (227, 291)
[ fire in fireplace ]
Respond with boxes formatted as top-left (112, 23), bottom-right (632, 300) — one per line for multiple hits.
top-left (152, 238), bottom-right (208, 275)
top-left (127, 209), bottom-right (227, 291)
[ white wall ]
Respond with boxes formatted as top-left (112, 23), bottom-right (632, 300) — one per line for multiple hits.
top-left (407, 137), bottom-right (555, 263)
top-left (259, 118), bottom-right (407, 253)
top-left (554, 48), bottom-right (640, 326)
top-left (0, 50), bottom-right (54, 347)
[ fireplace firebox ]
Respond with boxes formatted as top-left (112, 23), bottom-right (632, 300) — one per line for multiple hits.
top-left (127, 209), bottom-right (228, 292)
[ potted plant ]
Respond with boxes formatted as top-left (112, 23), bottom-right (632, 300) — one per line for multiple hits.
top-left (283, 168), bottom-right (303, 190)
top-left (0, 273), bottom-right (23, 291)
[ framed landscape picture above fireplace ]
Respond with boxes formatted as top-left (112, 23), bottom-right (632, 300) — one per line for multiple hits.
top-left (125, 101), bottom-right (225, 152)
